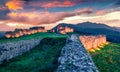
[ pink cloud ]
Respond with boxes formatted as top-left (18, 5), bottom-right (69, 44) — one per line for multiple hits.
top-left (96, 9), bottom-right (117, 15)
top-left (0, 24), bottom-right (14, 31)
top-left (75, 8), bottom-right (93, 14)
top-left (7, 11), bottom-right (74, 24)
top-left (96, 10), bottom-right (109, 15)
top-left (7, 8), bottom-right (93, 25)
top-left (29, 0), bottom-right (75, 8)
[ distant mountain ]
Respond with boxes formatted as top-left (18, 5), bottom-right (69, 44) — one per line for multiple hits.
top-left (52, 22), bottom-right (120, 43)
top-left (113, 27), bottom-right (120, 31)
top-left (76, 22), bottom-right (111, 28)
top-left (76, 22), bottom-right (120, 32)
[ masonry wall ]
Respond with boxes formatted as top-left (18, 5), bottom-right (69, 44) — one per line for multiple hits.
top-left (57, 35), bottom-right (99, 72)
top-left (0, 38), bottom-right (42, 63)
top-left (79, 35), bottom-right (106, 50)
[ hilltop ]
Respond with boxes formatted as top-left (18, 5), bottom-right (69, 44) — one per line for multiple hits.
top-left (52, 22), bottom-right (120, 43)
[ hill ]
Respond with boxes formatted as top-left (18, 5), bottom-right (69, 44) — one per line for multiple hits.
top-left (52, 22), bottom-right (120, 43)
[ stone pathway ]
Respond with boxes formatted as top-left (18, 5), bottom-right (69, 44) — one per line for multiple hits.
top-left (56, 35), bottom-right (99, 72)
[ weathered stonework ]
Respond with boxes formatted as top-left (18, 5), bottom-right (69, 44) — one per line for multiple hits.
top-left (79, 35), bottom-right (106, 50)
top-left (57, 25), bottom-right (74, 34)
top-left (0, 38), bottom-right (42, 63)
top-left (56, 35), bottom-right (99, 72)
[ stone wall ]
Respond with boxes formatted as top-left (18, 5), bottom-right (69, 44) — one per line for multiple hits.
top-left (56, 35), bottom-right (99, 72)
top-left (57, 25), bottom-right (74, 34)
top-left (79, 35), bottom-right (106, 50)
top-left (0, 38), bottom-right (42, 63)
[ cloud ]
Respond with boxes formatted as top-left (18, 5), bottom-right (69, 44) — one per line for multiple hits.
top-left (0, 4), bottom-right (8, 11)
top-left (0, 23), bottom-right (14, 31)
top-left (0, 9), bottom-right (10, 20)
top-left (7, 11), bottom-right (73, 24)
top-left (75, 8), bottom-right (93, 14)
top-left (29, 0), bottom-right (76, 8)
top-left (59, 11), bottom-right (120, 27)
top-left (96, 9), bottom-right (119, 15)
top-left (5, 0), bottom-right (24, 10)
top-left (96, 10), bottom-right (110, 15)
top-left (7, 8), bottom-right (93, 25)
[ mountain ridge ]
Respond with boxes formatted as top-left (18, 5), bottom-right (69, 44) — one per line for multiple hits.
top-left (52, 22), bottom-right (120, 43)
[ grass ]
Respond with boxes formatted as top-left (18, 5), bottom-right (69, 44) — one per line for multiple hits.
top-left (0, 32), bottom-right (67, 43)
top-left (0, 32), bottom-right (120, 72)
top-left (0, 37), bottom-right (67, 72)
top-left (90, 42), bottom-right (120, 72)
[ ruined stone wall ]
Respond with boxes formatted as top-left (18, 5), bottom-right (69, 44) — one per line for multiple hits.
top-left (79, 35), bottom-right (106, 50)
top-left (57, 26), bottom-right (74, 34)
top-left (0, 38), bottom-right (42, 63)
top-left (56, 35), bottom-right (99, 72)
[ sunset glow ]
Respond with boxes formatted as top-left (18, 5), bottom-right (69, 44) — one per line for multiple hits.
top-left (0, 0), bottom-right (120, 31)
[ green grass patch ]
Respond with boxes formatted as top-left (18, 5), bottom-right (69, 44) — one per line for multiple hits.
top-left (90, 43), bottom-right (120, 72)
top-left (0, 32), bottom-right (67, 43)
top-left (0, 37), bottom-right (66, 72)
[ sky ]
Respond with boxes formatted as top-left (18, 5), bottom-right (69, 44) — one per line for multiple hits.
top-left (0, 0), bottom-right (120, 31)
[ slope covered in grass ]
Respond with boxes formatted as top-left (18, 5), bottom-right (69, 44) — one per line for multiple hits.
top-left (0, 32), bottom-right (67, 43)
top-left (90, 43), bottom-right (120, 72)
top-left (0, 37), bottom-right (66, 72)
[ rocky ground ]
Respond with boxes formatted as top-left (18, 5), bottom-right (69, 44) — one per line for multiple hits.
top-left (56, 35), bottom-right (99, 72)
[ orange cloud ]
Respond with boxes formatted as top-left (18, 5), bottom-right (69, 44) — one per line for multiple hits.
top-left (30, 0), bottom-right (75, 8)
top-left (6, 0), bottom-right (24, 10)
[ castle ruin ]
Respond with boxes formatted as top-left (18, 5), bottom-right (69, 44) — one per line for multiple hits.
top-left (79, 35), bottom-right (107, 50)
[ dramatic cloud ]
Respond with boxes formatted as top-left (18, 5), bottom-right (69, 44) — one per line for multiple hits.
top-left (6, 0), bottom-right (24, 10)
top-left (0, 0), bottom-right (119, 31)
top-left (7, 8), bottom-right (93, 25)
top-left (7, 11), bottom-right (73, 24)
